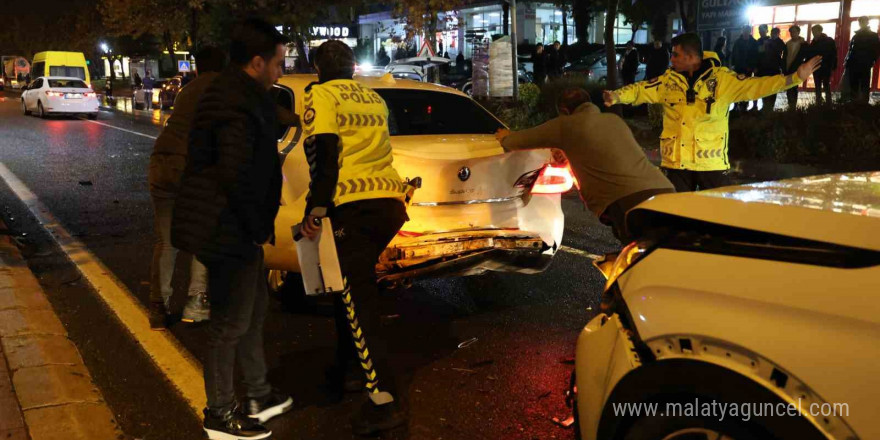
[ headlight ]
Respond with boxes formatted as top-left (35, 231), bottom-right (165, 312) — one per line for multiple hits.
top-left (593, 240), bottom-right (653, 292)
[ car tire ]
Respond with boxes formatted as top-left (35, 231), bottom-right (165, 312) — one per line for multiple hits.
top-left (37, 101), bottom-right (46, 119)
top-left (266, 270), bottom-right (309, 312)
top-left (463, 84), bottom-right (473, 96)
top-left (87, 113), bottom-right (98, 120)
top-left (21, 99), bottom-right (30, 115)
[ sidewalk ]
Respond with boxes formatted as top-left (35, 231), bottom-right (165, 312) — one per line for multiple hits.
top-left (0, 222), bottom-right (123, 440)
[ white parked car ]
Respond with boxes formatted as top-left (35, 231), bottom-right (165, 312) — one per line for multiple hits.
top-left (264, 74), bottom-right (574, 290)
top-left (575, 173), bottom-right (880, 440)
top-left (21, 76), bottom-right (99, 119)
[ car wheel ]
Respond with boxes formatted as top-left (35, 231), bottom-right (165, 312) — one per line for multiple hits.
top-left (463, 84), bottom-right (473, 96)
top-left (21, 99), bottom-right (30, 115)
top-left (37, 101), bottom-right (46, 119)
top-left (87, 113), bottom-right (98, 120)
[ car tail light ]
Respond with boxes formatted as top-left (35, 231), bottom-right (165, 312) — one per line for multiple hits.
top-left (47, 91), bottom-right (64, 97)
top-left (397, 231), bottom-right (423, 238)
top-left (84, 92), bottom-right (96, 97)
top-left (531, 164), bottom-right (576, 194)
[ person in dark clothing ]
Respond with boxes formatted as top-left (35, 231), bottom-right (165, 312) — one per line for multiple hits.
top-left (810, 24), bottom-right (838, 105)
top-left (376, 47), bottom-right (391, 67)
top-left (757, 27), bottom-right (786, 111)
top-left (134, 72), bottom-right (142, 87)
top-left (730, 25), bottom-right (758, 111)
top-left (455, 51), bottom-right (465, 73)
top-left (532, 43), bottom-right (547, 86)
top-left (713, 36), bottom-right (728, 66)
top-left (547, 40), bottom-right (565, 79)
top-left (620, 40), bottom-right (640, 85)
top-left (646, 37), bottom-right (670, 79)
top-left (845, 17), bottom-right (880, 104)
top-left (171, 18), bottom-right (293, 440)
top-left (783, 25), bottom-right (808, 110)
top-left (300, 40), bottom-right (410, 435)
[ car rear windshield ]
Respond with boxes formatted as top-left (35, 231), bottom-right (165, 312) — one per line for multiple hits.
top-left (376, 89), bottom-right (504, 136)
top-left (49, 66), bottom-right (85, 80)
top-left (48, 79), bottom-right (88, 88)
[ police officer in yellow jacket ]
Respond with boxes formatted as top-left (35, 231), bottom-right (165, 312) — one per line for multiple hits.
top-left (299, 40), bottom-right (408, 435)
top-left (604, 33), bottom-right (822, 192)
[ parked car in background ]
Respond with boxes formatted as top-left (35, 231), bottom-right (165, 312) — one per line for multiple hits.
top-left (156, 75), bottom-right (182, 109)
top-left (21, 76), bottom-right (99, 119)
top-left (132, 80), bottom-right (167, 110)
top-left (564, 49), bottom-right (646, 86)
top-left (575, 172), bottom-right (880, 440)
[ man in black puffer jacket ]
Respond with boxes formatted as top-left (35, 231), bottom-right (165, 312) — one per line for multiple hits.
top-left (172, 18), bottom-right (292, 440)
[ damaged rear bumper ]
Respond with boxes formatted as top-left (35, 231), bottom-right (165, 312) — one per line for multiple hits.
top-left (378, 234), bottom-right (555, 281)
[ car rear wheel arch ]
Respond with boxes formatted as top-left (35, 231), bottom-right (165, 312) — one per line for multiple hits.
top-left (597, 358), bottom-right (828, 440)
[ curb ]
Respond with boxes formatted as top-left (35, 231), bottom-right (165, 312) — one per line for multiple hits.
top-left (0, 221), bottom-right (124, 440)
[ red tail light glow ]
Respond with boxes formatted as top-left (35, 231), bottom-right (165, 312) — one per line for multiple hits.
top-left (47, 91), bottom-right (64, 97)
top-left (397, 230), bottom-right (423, 238)
top-left (531, 164), bottom-right (576, 194)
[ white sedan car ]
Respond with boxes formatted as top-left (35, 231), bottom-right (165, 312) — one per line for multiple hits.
top-left (21, 76), bottom-right (99, 119)
top-left (264, 74), bottom-right (573, 290)
top-left (575, 173), bottom-right (880, 440)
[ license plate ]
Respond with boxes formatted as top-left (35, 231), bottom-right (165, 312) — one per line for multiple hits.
top-left (65, 94), bottom-right (82, 99)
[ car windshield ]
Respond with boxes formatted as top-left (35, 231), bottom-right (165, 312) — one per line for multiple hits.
top-left (376, 89), bottom-right (504, 136)
top-left (48, 79), bottom-right (88, 88)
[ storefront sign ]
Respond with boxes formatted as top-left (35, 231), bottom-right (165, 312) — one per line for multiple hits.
top-left (697, 0), bottom-right (750, 31)
top-left (311, 26), bottom-right (354, 38)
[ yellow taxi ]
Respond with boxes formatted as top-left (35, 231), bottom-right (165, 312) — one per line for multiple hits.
top-left (264, 74), bottom-right (574, 290)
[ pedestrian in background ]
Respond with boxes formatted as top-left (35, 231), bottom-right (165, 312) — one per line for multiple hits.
top-left (730, 25), bottom-right (758, 111)
top-left (810, 24), bottom-right (838, 105)
top-left (142, 70), bottom-right (155, 110)
top-left (496, 88), bottom-right (674, 241)
top-left (620, 40), bottom-right (640, 86)
top-left (548, 40), bottom-right (565, 80)
top-left (171, 18), bottom-right (293, 439)
top-left (783, 25), bottom-right (807, 110)
top-left (845, 16), bottom-right (880, 104)
top-left (134, 72), bottom-right (142, 87)
top-left (147, 47), bottom-right (226, 330)
top-left (300, 40), bottom-right (410, 435)
top-left (713, 36), bottom-right (728, 66)
top-left (646, 36), bottom-right (670, 79)
top-left (757, 27), bottom-right (786, 112)
top-left (456, 51), bottom-right (466, 73)
top-left (532, 43), bottom-right (547, 86)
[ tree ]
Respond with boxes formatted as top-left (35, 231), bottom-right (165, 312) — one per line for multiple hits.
top-left (619, 0), bottom-right (651, 39)
top-left (99, 0), bottom-right (203, 73)
top-left (605, 0), bottom-right (620, 113)
top-left (677, 0), bottom-right (697, 33)
top-left (393, 0), bottom-right (469, 50)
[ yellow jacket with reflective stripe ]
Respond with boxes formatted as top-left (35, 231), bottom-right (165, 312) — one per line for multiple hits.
top-left (303, 79), bottom-right (406, 207)
top-left (614, 52), bottom-right (803, 171)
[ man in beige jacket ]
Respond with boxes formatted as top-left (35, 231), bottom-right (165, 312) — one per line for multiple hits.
top-left (496, 88), bottom-right (674, 241)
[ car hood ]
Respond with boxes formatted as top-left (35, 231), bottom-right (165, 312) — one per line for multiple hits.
top-left (628, 172), bottom-right (880, 251)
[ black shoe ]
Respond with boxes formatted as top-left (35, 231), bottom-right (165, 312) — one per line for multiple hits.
top-left (246, 391), bottom-right (293, 423)
top-left (148, 301), bottom-right (169, 330)
top-left (203, 407), bottom-right (271, 440)
top-left (351, 399), bottom-right (406, 436)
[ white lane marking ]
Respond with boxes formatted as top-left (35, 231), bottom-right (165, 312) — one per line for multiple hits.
top-left (84, 119), bottom-right (158, 140)
top-left (559, 245), bottom-right (602, 260)
top-left (0, 162), bottom-right (204, 419)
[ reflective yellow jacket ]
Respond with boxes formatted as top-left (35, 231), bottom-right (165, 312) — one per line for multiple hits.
top-left (614, 52), bottom-right (803, 171)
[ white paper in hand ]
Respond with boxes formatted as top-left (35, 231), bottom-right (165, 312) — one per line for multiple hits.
top-left (293, 218), bottom-right (345, 296)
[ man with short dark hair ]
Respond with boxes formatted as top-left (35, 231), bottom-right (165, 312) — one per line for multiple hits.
top-left (299, 39), bottom-right (409, 435)
top-left (783, 25), bottom-right (807, 110)
top-left (172, 19), bottom-right (292, 439)
top-left (496, 88), bottom-right (674, 241)
top-left (548, 40), bottom-right (565, 79)
top-left (620, 40), bottom-right (640, 85)
top-left (532, 43), bottom-right (547, 86)
top-left (605, 32), bottom-right (821, 192)
top-left (730, 25), bottom-right (759, 111)
top-left (757, 27), bottom-right (786, 111)
top-left (142, 69), bottom-right (155, 110)
top-left (810, 24), bottom-right (838, 105)
top-left (845, 17), bottom-right (880, 103)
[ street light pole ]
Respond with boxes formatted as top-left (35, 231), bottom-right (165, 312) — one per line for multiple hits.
top-left (510, 0), bottom-right (519, 101)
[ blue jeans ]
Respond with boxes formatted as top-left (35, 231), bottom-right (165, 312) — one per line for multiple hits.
top-left (199, 247), bottom-right (272, 414)
top-left (150, 195), bottom-right (207, 305)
